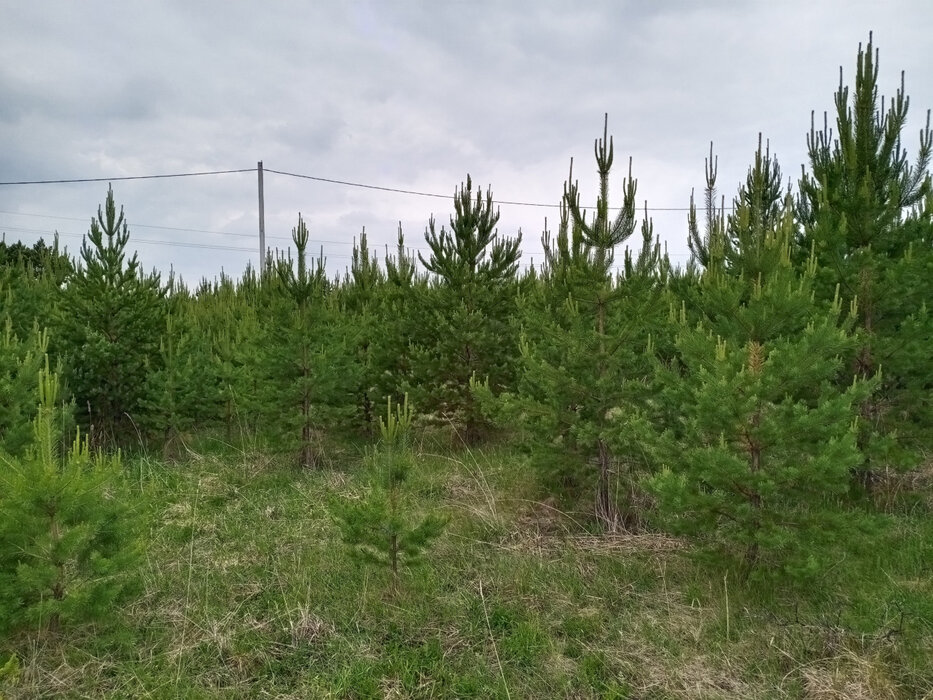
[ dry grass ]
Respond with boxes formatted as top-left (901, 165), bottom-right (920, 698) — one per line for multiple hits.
top-left (2, 443), bottom-right (931, 699)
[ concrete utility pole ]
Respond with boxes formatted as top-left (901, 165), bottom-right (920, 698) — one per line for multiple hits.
top-left (257, 160), bottom-right (266, 273)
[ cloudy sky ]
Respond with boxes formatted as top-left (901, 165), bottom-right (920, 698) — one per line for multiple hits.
top-left (2, 1), bottom-right (932, 285)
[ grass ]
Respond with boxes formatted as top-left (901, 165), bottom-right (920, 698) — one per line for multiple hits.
top-left (1, 435), bottom-right (931, 698)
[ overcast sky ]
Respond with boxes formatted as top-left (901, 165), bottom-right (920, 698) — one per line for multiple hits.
top-left (2, 1), bottom-right (932, 285)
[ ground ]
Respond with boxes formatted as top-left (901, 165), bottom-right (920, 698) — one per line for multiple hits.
top-left (1, 436), bottom-right (931, 699)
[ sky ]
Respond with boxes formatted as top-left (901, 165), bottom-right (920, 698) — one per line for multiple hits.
top-left (2, 1), bottom-right (932, 286)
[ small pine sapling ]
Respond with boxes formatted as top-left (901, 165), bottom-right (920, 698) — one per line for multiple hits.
top-left (0, 320), bottom-right (48, 457)
top-left (0, 653), bottom-right (19, 699)
top-left (334, 395), bottom-right (446, 593)
top-left (0, 359), bottom-right (143, 635)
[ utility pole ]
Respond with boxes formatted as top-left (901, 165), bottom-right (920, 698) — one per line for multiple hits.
top-left (257, 160), bottom-right (266, 273)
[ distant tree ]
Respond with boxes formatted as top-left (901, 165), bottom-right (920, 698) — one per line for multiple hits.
top-left (0, 236), bottom-right (71, 282)
top-left (142, 303), bottom-right (218, 460)
top-left (0, 237), bottom-right (71, 342)
top-left (192, 268), bottom-right (266, 444)
top-left (261, 214), bottom-right (355, 467)
top-left (342, 227), bottom-right (386, 431)
top-left (370, 225), bottom-right (427, 413)
top-left (53, 186), bottom-right (166, 449)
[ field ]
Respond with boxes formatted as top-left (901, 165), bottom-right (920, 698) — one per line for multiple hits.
top-left (3, 434), bottom-right (931, 699)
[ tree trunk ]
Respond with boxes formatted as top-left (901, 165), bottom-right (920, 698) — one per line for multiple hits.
top-left (595, 438), bottom-right (619, 532)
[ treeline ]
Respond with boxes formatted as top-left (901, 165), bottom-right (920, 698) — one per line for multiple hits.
top-left (2, 37), bottom-right (931, 584)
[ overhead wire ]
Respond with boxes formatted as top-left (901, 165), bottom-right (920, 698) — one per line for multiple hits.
top-left (0, 164), bottom-right (698, 265)
top-left (0, 168), bottom-right (256, 187)
top-left (0, 165), bottom-right (701, 210)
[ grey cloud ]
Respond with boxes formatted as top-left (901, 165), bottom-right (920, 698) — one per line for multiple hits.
top-left (2, 1), bottom-right (931, 283)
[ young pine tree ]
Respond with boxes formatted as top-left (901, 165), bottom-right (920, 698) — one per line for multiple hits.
top-left (342, 227), bottom-right (386, 432)
top-left (479, 116), bottom-right (668, 531)
top-left (0, 321), bottom-right (49, 458)
top-left (261, 215), bottom-right (356, 468)
top-left (197, 268), bottom-right (266, 444)
top-left (797, 34), bottom-right (933, 476)
top-left (53, 186), bottom-right (166, 449)
top-left (142, 304), bottom-right (218, 460)
top-left (333, 395), bottom-right (446, 593)
top-left (648, 143), bottom-right (874, 579)
top-left (418, 176), bottom-right (522, 444)
top-left (0, 236), bottom-right (72, 342)
top-left (0, 359), bottom-right (142, 635)
top-left (370, 225), bottom-right (427, 416)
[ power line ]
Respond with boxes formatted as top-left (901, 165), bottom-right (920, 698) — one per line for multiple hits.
top-left (0, 168), bottom-right (256, 187)
top-left (1, 165), bottom-right (703, 211)
top-left (265, 167), bottom-right (702, 211)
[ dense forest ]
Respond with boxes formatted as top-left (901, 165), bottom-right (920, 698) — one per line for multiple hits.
top-left (0, 37), bottom-right (931, 698)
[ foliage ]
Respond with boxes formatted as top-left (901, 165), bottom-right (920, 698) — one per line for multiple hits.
top-left (0, 359), bottom-right (142, 636)
top-left (333, 395), bottom-right (446, 591)
top-left (341, 227), bottom-right (386, 431)
top-left (261, 215), bottom-right (356, 467)
top-left (0, 237), bottom-right (71, 281)
top-left (53, 185), bottom-right (166, 449)
top-left (479, 115), bottom-right (668, 531)
top-left (797, 33), bottom-right (933, 474)
top-left (143, 303), bottom-right (218, 460)
top-left (0, 237), bottom-right (71, 342)
top-left (0, 654), bottom-right (18, 699)
top-left (418, 175), bottom-right (523, 443)
top-left (368, 225), bottom-right (427, 415)
top-left (0, 321), bottom-right (48, 458)
top-left (196, 269), bottom-right (266, 444)
top-left (648, 142), bottom-right (876, 579)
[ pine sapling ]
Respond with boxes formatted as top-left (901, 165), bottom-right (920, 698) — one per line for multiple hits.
top-left (0, 358), bottom-right (143, 635)
top-left (334, 395), bottom-right (446, 593)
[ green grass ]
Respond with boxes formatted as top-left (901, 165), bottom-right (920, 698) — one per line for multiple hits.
top-left (1, 436), bottom-right (931, 698)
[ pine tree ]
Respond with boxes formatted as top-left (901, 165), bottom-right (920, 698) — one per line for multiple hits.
top-left (342, 227), bottom-right (386, 431)
top-left (370, 225), bottom-right (427, 413)
top-left (333, 395), bottom-right (446, 593)
top-left (0, 236), bottom-right (71, 342)
top-left (0, 321), bottom-right (48, 458)
top-left (648, 142), bottom-right (874, 579)
top-left (797, 34), bottom-right (933, 476)
top-left (0, 359), bottom-right (142, 635)
top-left (479, 116), bottom-right (667, 531)
top-left (142, 302), bottom-right (218, 460)
top-left (53, 186), bottom-right (166, 449)
top-left (261, 215), bottom-right (355, 468)
top-left (197, 268), bottom-right (266, 444)
top-left (418, 175), bottom-right (522, 443)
